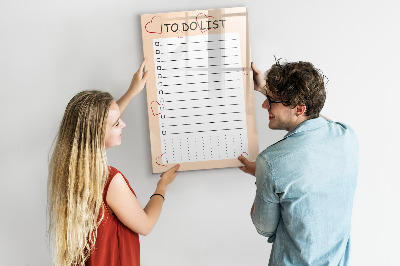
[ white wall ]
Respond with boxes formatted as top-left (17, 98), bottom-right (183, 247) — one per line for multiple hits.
top-left (1, 0), bottom-right (399, 265)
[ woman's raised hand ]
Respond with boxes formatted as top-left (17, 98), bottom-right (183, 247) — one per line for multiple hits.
top-left (128, 58), bottom-right (149, 96)
top-left (117, 58), bottom-right (149, 114)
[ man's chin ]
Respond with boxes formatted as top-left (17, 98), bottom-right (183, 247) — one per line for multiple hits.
top-left (268, 121), bottom-right (276, 129)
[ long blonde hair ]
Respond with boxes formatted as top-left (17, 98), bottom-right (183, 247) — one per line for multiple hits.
top-left (48, 90), bottom-right (113, 265)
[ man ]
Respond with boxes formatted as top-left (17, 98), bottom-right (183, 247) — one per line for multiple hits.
top-left (239, 61), bottom-right (359, 265)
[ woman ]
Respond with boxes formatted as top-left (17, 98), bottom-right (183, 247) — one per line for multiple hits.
top-left (48, 59), bottom-right (179, 266)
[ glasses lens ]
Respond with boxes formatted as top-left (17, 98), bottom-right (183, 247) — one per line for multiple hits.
top-left (266, 95), bottom-right (271, 107)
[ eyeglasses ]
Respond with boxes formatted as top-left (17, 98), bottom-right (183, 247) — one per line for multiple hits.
top-left (266, 94), bottom-right (282, 108)
top-left (262, 84), bottom-right (282, 108)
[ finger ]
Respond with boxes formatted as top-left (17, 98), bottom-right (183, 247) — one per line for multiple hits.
top-left (238, 155), bottom-right (250, 166)
top-left (168, 164), bottom-right (180, 173)
top-left (142, 70), bottom-right (149, 82)
top-left (251, 62), bottom-right (260, 74)
top-left (139, 57), bottom-right (147, 69)
top-left (138, 58), bottom-right (148, 75)
top-left (238, 166), bottom-right (249, 174)
top-left (167, 170), bottom-right (179, 181)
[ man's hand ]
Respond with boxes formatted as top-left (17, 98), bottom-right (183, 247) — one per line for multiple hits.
top-left (238, 156), bottom-right (256, 176)
top-left (251, 62), bottom-right (266, 96)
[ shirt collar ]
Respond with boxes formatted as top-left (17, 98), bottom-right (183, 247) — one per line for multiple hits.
top-left (284, 117), bottom-right (328, 139)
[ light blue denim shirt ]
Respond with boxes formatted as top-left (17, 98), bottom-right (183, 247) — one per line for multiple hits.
top-left (252, 117), bottom-right (358, 266)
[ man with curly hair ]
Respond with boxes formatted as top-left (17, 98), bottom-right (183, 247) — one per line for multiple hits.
top-left (239, 61), bottom-right (359, 266)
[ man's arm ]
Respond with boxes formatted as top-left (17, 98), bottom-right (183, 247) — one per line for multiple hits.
top-left (251, 193), bottom-right (280, 239)
top-left (251, 156), bottom-right (280, 241)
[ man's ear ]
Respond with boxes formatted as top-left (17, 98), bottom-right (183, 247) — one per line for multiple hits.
top-left (295, 105), bottom-right (307, 117)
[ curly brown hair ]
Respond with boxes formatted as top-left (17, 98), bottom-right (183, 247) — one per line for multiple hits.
top-left (266, 60), bottom-right (327, 118)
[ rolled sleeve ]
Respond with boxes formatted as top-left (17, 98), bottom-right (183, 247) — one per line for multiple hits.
top-left (251, 155), bottom-right (280, 242)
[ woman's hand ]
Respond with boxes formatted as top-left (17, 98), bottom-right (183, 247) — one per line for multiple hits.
top-left (128, 58), bottom-right (149, 96)
top-left (117, 58), bottom-right (149, 114)
top-left (158, 164), bottom-right (180, 189)
top-left (251, 62), bottom-right (267, 96)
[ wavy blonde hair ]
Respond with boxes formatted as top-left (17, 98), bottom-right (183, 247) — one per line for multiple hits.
top-left (48, 90), bottom-right (113, 265)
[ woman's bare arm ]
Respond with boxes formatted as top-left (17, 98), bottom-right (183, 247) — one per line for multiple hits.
top-left (106, 164), bottom-right (179, 235)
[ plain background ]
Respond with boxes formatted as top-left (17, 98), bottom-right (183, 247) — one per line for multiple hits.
top-left (1, 0), bottom-right (399, 265)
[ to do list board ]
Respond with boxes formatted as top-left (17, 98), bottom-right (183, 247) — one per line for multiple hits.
top-left (141, 7), bottom-right (258, 173)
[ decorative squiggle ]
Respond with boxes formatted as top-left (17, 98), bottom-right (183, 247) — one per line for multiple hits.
top-left (156, 153), bottom-right (168, 167)
top-left (150, 101), bottom-right (163, 116)
top-left (145, 16), bottom-right (162, 34)
top-left (196, 13), bottom-right (215, 33)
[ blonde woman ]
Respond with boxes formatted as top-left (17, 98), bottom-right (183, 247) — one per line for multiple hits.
top-left (48, 59), bottom-right (179, 266)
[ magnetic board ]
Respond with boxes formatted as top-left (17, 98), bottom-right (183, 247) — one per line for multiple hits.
top-left (141, 6), bottom-right (258, 173)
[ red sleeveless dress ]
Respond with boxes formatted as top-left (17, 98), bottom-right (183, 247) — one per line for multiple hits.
top-left (86, 166), bottom-right (140, 266)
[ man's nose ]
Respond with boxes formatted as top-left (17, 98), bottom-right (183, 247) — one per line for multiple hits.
top-left (262, 99), bottom-right (270, 109)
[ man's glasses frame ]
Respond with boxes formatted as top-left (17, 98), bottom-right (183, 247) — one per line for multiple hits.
top-left (266, 94), bottom-right (282, 108)
top-left (262, 84), bottom-right (282, 108)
